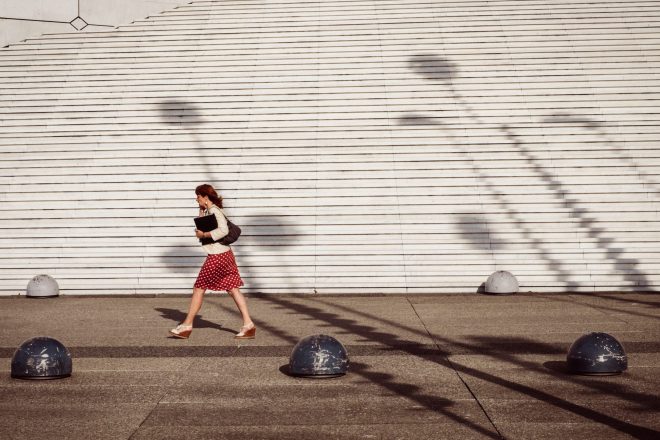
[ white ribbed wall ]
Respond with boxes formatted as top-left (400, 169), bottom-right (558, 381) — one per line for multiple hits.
top-left (1, 0), bottom-right (659, 295)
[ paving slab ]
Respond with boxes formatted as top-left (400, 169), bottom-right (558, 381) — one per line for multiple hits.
top-left (72, 357), bottom-right (195, 371)
top-left (496, 422), bottom-right (656, 440)
top-left (0, 403), bottom-right (156, 440)
top-left (448, 357), bottom-right (659, 404)
top-left (169, 356), bottom-right (470, 400)
top-left (131, 423), bottom-right (499, 440)
top-left (0, 382), bottom-right (166, 405)
top-left (480, 399), bottom-right (660, 436)
top-left (554, 294), bottom-right (660, 329)
top-left (137, 354), bottom-right (498, 439)
top-left (449, 353), bottom-right (660, 439)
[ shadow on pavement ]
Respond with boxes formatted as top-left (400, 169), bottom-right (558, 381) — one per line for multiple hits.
top-left (208, 294), bottom-right (660, 439)
top-left (155, 307), bottom-right (234, 335)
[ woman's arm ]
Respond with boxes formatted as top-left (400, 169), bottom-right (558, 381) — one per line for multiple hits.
top-left (208, 207), bottom-right (229, 241)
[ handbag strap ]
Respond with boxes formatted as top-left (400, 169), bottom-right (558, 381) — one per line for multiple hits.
top-left (206, 206), bottom-right (230, 220)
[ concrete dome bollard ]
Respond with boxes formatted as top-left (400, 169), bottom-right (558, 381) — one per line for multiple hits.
top-left (11, 337), bottom-right (72, 380)
top-left (288, 334), bottom-right (349, 378)
top-left (485, 270), bottom-right (519, 295)
top-left (566, 332), bottom-right (627, 375)
top-left (26, 274), bottom-right (59, 298)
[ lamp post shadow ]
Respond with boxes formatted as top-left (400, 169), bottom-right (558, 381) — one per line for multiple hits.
top-left (400, 53), bottom-right (653, 291)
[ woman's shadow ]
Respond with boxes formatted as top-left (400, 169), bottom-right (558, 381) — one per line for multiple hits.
top-left (155, 307), bottom-right (236, 336)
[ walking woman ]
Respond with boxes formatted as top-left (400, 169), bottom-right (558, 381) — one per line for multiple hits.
top-left (170, 184), bottom-right (256, 339)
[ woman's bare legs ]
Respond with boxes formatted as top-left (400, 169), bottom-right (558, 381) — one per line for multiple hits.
top-left (227, 287), bottom-right (253, 326)
top-left (182, 287), bottom-right (206, 326)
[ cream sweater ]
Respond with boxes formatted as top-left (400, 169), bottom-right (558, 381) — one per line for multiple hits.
top-left (200, 204), bottom-right (230, 254)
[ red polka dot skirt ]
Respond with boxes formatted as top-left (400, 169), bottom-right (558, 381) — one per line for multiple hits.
top-left (194, 249), bottom-right (244, 291)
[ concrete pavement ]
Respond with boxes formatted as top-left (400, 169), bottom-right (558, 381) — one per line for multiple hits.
top-left (0, 293), bottom-right (658, 439)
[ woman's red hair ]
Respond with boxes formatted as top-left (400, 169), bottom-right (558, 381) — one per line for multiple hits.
top-left (195, 184), bottom-right (223, 208)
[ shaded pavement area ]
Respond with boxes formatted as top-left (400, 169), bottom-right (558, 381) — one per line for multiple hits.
top-left (0, 293), bottom-right (658, 439)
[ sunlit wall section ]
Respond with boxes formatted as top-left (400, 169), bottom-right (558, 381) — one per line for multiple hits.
top-left (0, 0), bottom-right (658, 294)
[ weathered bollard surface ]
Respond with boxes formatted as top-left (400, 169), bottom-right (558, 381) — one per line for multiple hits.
top-left (11, 337), bottom-right (72, 380)
top-left (566, 332), bottom-right (627, 375)
top-left (26, 274), bottom-right (59, 298)
top-left (485, 270), bottom-right (519, 295)
top-left (288, 334), bottom-right (349, 378)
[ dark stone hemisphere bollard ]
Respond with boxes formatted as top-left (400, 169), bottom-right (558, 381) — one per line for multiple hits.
top-left (289, 334), bottom-right (349, 378)
top-left (566, 332), bottom-right (627, 375)
top-left (11, 337), bottom-right (72, 380)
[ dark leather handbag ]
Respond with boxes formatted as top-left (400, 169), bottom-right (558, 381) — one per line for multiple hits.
top-left (196, 211), bottom-right (241, 246)
top-left (218, 217), bottom-right (241, 245)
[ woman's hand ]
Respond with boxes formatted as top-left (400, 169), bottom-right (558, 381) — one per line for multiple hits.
top-left (195, 229), bottom-right (206, 239)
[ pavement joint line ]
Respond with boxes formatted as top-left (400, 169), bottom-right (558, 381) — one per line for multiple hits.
top-left (126, 356), bottom-right (199, 440)
top-left (406, 297), bottom-right (505, 440)
top-left (445, 356), bottom-right (505, 440)
top-left (448, 357), bottom-right (660, 439)
top-left (122, 334), bottom-right (235, 438)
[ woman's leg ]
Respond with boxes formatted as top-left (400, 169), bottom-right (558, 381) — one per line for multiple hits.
top-left (227, 287), bottom-right (253, 326)
top-left (182, 287), bottom-right (207, 325)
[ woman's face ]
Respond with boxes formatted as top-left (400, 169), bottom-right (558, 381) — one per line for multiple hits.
top-left (196, 193), bottom-right (208, 207)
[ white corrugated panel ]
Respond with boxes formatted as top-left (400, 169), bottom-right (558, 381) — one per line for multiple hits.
top-left (1, 0), bottom-right (659, 294)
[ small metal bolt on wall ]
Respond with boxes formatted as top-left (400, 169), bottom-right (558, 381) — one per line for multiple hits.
top-left (11, 337), bottom-right (72, 380)
top-left (566, 332), bottom-right (628, 375)
top-left (485, 270), bottom-right (519, 295)
top-left (288, 334), bottom-right (349, 378)
top-left (26, 274), bottom-right (59, 298)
